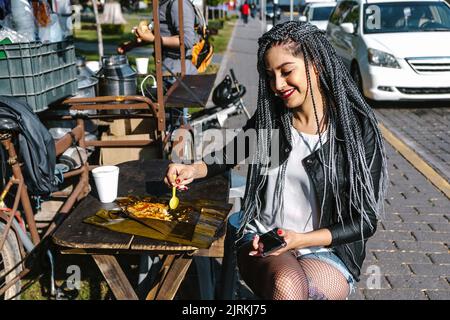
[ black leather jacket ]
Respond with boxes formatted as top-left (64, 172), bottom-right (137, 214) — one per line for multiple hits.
top-left (204, 113), bottom-right (382, 281)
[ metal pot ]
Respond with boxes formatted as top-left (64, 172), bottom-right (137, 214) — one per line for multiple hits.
top-left (49, 128), bottom-right (97, 157)
top-left (97, 55), bottom-right (137, 97)
top-left (75, 76), bottom-right (98, 99)
top-left (76, 56), bottom-right (95, 78)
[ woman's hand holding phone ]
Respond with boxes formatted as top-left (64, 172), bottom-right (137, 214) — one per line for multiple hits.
top-left (248, 228), bottom-right (302, 257)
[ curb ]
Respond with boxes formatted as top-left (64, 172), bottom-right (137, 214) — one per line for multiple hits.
top-left (205, 19), bottom-right (240, 107)
top-left (379, 122), bottom-right (450, 199)
top-left (215, 19), bottom-right (240, 85)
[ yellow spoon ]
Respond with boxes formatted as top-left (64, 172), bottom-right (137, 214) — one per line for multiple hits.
top-left (169, 174), bottom-right (179, 210)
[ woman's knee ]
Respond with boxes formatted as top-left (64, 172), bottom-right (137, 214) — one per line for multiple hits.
top-left (308, 278), bottom-right (350, 300)
top-left (269, 266), bottom-right (309, 299)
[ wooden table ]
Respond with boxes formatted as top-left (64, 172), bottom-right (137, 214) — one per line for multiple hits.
top-left (52, 159), bottom-right (231, 300)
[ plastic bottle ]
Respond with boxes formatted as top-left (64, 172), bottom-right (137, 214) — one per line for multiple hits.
top-left (11, 0), bottom-right (36, 41)
top-left (55, 0), bottom-right (73, 38)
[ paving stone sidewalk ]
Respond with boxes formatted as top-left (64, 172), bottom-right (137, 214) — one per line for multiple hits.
top-left (353, 142), bottom-right (450, 300)
top-left (376, 107), bottom-right (450, 183)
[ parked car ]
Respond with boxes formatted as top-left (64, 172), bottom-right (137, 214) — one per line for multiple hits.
top-left (299, 2), bottom-right (337, 30)
top-left (326, 0), bottom-right (450, 101)
top-left (265, 3), bottom-right (282, 20)
top-left (298, 0), bottom-right (335, 16)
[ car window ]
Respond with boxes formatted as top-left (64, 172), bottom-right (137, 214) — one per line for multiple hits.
top-left (363, 1), bottom-right (450, 33)
top-left (329, 2), bottom-right (344, 25)
top-left (311, 6), bottom-right (336, 21)
top-left (330, 1), bottom-right (355, 25)
top-left (304, 6), bottom-right (310, 19)
top-left (343, 3), bottom-right (360, 26)
top-left (298, 4), bottom-right (307, 15)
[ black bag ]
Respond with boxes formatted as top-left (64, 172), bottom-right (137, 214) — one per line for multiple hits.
top-left (0, 96), bottom-right (56, 196)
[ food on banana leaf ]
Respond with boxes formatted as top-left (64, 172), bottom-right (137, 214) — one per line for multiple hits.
top-left (115, 196), bottom-right (196, 223)
top-left (127, 201), bottom-right (170, 220)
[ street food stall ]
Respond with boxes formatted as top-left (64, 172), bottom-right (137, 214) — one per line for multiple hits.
top-left (0, 0), bottom-right (226, 300)
top-left (52, 159), bottom-right (231, 300)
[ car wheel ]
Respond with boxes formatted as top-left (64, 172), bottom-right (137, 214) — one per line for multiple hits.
top-left (351, 63), bottom-right (364, 95)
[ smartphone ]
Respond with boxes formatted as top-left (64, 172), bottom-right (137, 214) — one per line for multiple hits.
top-left (259, 228), bottom-right (287, 257)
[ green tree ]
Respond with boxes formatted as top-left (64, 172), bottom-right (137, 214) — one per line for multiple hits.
top-left (207, 0), bottom-right (222, 6)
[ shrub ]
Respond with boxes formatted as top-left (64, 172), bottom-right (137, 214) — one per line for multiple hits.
top-left (208, 19), bottom-right (224, 30)
top-left (101, 24), bottom-right (126, 34)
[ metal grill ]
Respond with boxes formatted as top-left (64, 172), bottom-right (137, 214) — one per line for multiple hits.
top-left (396, 87), bottom-right (450, 94)
top-left (406, 57), bottom-right (450, 74)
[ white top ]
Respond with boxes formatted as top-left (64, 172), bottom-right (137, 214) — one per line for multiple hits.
top-left (246, 125), bottom-right (330, 256)
top-left (259, 125), bottom-right (327, 232)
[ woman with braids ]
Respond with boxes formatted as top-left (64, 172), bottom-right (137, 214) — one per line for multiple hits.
top-left (164, 21), bottom-right (388, 300)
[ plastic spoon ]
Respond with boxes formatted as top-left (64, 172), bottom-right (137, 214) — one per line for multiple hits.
top-left (169, 174), bottom-right (179, 210)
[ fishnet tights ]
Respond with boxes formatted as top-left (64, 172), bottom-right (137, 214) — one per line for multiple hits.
top-left (300, 258), bottom-right (350, 300)
top-left (238, 249), bottom-right (350, 300)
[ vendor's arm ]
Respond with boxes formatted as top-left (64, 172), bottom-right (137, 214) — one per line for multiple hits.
top-left (169, 0), bottom-right (197, 49)
top-left (134, 0), bottom-right (197, 50)
top-left (134, 27), bottom-right (186, 50)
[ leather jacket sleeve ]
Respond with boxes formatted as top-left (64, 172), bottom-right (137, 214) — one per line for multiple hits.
top-left (327, 117), bottom-right (383, 246)
top-left (203, 113), bottom-right (257, 178)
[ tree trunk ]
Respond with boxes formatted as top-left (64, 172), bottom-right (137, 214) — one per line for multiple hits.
top-left (92, 0), bottom-right (104, 60)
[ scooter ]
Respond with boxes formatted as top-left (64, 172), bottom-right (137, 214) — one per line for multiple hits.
top-left (189, 69), bottom-right (251, 129)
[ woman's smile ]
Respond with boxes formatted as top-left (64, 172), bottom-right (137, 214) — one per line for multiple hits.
top-left (278, 88), bottom-right (296, 100)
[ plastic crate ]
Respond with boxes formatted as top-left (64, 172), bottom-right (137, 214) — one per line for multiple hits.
top-left (0, 39), bottom-right (77, 112)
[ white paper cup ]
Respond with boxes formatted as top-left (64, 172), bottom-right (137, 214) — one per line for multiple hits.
top-left (92, 166), bottom-right (119, 203)
top-left (86, 61), bottom-right (101, 73)
top-left (135, 57), bottom-right (149, 75)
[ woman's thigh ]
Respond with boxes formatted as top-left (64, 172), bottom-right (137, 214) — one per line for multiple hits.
top-left (299, 257), bottom-right (351, 300)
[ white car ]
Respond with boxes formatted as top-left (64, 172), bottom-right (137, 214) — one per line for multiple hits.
top-left (300, 2), bottom-right (337, 30)
top-left (326, 0), bottom-right (450, 101)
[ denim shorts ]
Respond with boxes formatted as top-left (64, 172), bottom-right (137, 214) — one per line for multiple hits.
top-left (299, 250), bottom-right (356, 295)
